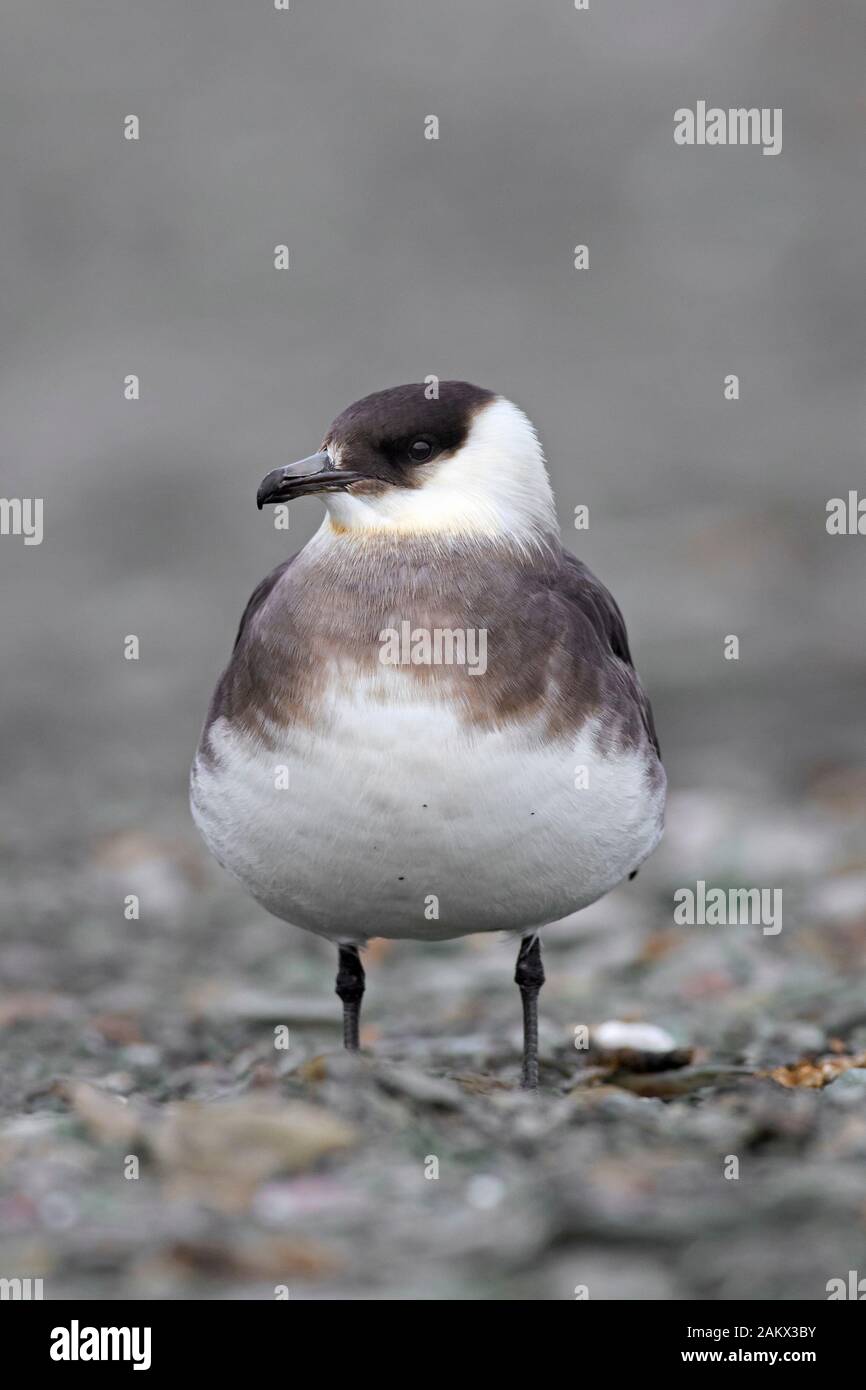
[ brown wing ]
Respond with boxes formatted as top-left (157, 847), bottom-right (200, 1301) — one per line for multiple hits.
top-left (230, 558), bottom-right (296, 652)
top-left (199, 557), bottom-right (298, 748)
top-left (558, 550), bottom-right (661, 758)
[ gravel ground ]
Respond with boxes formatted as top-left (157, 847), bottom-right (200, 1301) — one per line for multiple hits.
top-left (3, 738), bottom-right (866, 1300)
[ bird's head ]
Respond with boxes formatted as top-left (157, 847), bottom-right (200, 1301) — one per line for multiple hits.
top-left (256, 381), bottom-right (558, 547)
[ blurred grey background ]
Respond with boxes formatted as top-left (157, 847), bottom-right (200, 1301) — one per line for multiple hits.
top-left (2, 0), bottom-right (864, 836)
top-left (2, 0), bottom-right (866, 1301)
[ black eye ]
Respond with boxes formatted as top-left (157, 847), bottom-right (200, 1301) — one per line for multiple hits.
top-left (408, 438), bottom-right (433, 463)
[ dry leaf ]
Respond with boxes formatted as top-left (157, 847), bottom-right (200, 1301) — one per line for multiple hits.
top-left (159, 1234), bottom-right (339, 1280)
top-left (364, 938), bottom-right (394, 965)
top-left (765, 1051), bottom-right (866, 1090)
top-left (88, 1012), bottom-right (145, 1045)
top-left (59, 1081), bottom-right (142, 1145)
top-left (610, 1065), bottom-right (753, 1098)
top-left (0, 993), bottom-right (80, 1028)
top-left (297, 1055), bottom-right (329, 1083)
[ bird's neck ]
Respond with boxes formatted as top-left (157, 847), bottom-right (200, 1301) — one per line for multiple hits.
top-left (303, 516), bottom-right (560, 583)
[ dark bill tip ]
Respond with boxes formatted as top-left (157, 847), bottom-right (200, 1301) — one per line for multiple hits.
top-left (256, 452), bottom-right (363, 509)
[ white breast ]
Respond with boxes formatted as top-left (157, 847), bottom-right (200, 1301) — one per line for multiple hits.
top-left (191, 672), bottom-right (665, 944)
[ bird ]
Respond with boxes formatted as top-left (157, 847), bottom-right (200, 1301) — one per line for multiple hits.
top-left (190, 381), bottom-right (665, 1088)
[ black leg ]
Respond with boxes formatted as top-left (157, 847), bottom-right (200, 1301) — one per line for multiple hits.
top-left (515, 934), bottom-right (545, 1089)
top-left (335, 945), bottom-right (365, 1051)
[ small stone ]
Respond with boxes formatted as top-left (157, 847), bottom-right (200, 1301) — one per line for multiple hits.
top-left (825, 1069), bottom-right (866, 1106)
top-left (593, 1020), bottom-right (678, 1054)
top-left (466, 1175), bottom-right (505, 1211)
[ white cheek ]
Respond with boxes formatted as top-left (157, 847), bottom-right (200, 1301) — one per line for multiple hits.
top-left (324, 398), bottom-right (558, 545)
top-left (325, 467), bottom-right (502, 536)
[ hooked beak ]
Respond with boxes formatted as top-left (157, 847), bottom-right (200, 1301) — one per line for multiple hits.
top-left (256, 452), bottom-right (364, 509)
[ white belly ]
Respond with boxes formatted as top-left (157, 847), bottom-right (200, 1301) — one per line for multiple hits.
top-left (191, 677), bottom-right (665, 944)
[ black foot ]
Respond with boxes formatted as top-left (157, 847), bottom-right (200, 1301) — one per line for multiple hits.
top-left (515, 934), bottom-right (545, 1090)
top-left (335, 944), bottom-right (365, 1051)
